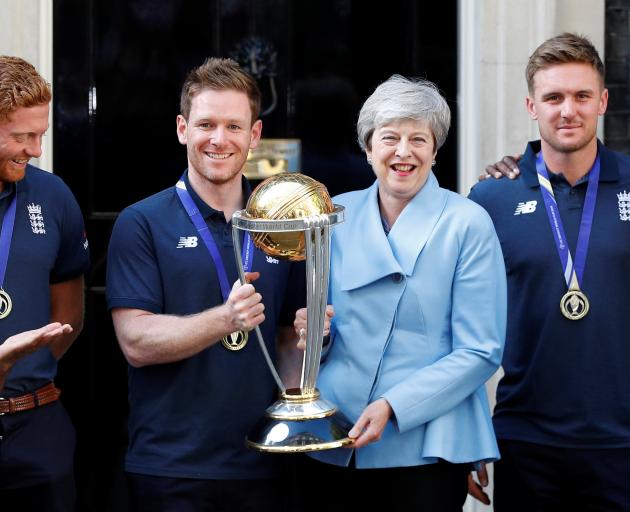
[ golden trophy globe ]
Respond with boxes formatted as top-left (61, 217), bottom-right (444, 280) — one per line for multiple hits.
top-left (231, 173), bottom-right (352, 452)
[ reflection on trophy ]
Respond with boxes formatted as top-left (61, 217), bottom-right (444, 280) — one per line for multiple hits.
top-left (231, 173), bottom-right (352, 452)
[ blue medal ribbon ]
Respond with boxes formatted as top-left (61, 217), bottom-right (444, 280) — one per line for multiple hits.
top-left (0, 187), bottom-right (17, 318)
top-left (535, 152), bottom-right (600, 291)
top-left (0, 188), bottom-right (17, 289)
top-left (175, 176), bottom-right (253, 301)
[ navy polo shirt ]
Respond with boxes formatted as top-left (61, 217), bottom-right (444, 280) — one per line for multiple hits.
top-left (0, 165), bottom-right (90, 396)
top-left (106, 170), bottom-right (304, 479)
top-left (469, 140), bottom-right (630, 448)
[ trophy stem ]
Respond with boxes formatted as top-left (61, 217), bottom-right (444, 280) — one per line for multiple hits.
top-left (301, 223), bottom-right (316, 391)
top-left (300, 216), bottom-right (331, 393)
top-left (232, 226), bottom-right (285, 393)
top-left (317, 222), bottom-right (331, 382)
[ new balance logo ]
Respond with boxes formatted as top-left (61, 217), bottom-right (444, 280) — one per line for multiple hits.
top-left (266, 255), bottom-right (279, 264)
top-left (177, 236), bottom-right (198, 248)
top-left (514, 200), bottom-right (537, 215)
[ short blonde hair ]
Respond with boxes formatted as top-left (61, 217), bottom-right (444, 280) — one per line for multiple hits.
top-left (526, 33), bottom-right (605, 93)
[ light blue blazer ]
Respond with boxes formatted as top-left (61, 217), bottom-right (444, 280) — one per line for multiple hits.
top-left (311, 173), bottom-right (507, 468)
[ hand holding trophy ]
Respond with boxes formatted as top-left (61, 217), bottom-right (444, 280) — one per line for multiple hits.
top-left (231, 173), bottom-right (352, 452)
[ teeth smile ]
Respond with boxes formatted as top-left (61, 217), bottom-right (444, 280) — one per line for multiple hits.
top-left (206, 153), bottom-right (230, 160)
top-left (12, 159), bottom-right (28, 164)
top-left (392, 164), bottom-right (413, 172)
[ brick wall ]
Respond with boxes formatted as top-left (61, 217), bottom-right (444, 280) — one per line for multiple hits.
top-left (606, 0), bottom-right (630, 153)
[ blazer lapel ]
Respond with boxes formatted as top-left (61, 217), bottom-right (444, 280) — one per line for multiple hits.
top-left (388, 172), bottom-right (448, 276)
top-left (338, 183), bottom-right (401, 291)
top-left (338, 173), bottom-right (448, 290)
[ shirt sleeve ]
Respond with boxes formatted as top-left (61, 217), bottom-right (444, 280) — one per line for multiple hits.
top-left (106, 206), bottom-right (164, 313)
top-left (50, 183), bottom-right (90, 283)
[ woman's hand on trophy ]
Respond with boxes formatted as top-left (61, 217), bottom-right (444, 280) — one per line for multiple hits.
top-left (294, 305), bottom-right (335, 350)
top-left (347, 398), bottom-right (393, 449)
top-left (225, 272), bottom-right (265, 332)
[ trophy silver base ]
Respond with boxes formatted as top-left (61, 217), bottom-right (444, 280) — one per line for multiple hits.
top-left (246, 388), bottom-right (353, 453)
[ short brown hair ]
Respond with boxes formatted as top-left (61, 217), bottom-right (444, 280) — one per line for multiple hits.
top-left (180, 57), bottom-right (261, 124)
top-left (0, 56), bottom-right (52, 122)
top-left (526, 33), bottom-right (605, 94)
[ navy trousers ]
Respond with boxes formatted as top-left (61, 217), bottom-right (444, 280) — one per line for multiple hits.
top-left (0, 401), bottom-right (76, 512)
top-left (495, 439), bottom-right (630, 512)
top-left (292, 454), bottom-right (470, 512)
top-left (127, 472), bottom-right (283, 512)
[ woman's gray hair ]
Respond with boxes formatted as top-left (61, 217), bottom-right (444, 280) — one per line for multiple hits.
top-left (356, 75), bottom-right (451, 152)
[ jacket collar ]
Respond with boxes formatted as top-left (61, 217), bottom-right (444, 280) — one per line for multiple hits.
top-left (521, 139), bottom-right (619, 188)
top-left (339, 172), bottom-right (448, 291)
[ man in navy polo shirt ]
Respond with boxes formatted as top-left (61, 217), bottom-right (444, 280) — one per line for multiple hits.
top-left (469, 33), bottom-right (630, 511)
top-left (106, 57), bottom-right (303, 511)
top-left (0, 56), bottom-right (90, 511)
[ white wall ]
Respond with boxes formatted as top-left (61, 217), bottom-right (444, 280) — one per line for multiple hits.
top-left (459, 0), bottom-right (605, 196)
top-left (0, 0), bottom-right (54, 171)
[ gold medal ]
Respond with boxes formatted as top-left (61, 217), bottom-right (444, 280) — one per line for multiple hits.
top-left (0, 289), bottom-right (12, 319)
top-left (560, 289), bottom-right (589, 320)
top-left (222, 330), bottom-right (248, 351)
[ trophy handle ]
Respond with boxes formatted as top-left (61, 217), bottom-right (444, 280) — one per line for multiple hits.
top-left (232, 226), bottom-right (286, 393)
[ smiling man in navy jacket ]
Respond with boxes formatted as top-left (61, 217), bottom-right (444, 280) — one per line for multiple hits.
top-left (106, 57), bottom-right (303, 512)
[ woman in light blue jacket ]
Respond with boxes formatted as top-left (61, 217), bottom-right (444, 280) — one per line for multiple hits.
top-left (295, 76), bottom-right (506, 511)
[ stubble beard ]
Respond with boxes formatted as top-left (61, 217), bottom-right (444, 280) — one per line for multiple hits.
top-left (0, 162), bottom-right (27, 184)
top-left (543, 127), bottom-right (597, 156)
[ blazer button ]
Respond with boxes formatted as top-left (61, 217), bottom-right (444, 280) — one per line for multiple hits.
top-left (391, 272), bottom-right (403, 283)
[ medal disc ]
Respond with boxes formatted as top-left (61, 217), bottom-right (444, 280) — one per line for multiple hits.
top-left (222, 330), bottom-right (248, 351)
top-left (560, 289), bottom-right (589, 320)
top-left (0, 289), bottom-right (12, 319)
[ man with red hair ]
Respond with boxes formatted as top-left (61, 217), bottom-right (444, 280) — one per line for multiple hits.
top-left (0, 55), bottom-right (90, 512)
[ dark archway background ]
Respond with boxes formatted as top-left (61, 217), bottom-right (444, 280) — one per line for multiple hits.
top-left (605, 0), bottom-right (630, 154)
top-left (52, 1), bottom-right (457, 510)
